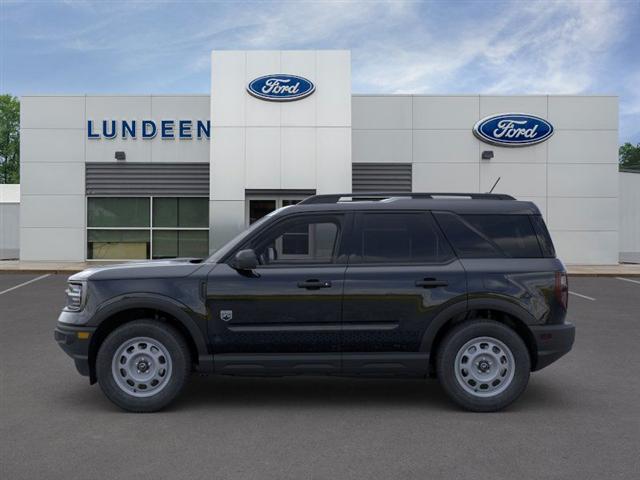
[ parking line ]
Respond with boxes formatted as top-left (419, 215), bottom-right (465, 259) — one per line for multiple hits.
top-left (616, 277), bottom-right (640, 285)
top-left (0, 274), bottom-right (51, 296)
top-left (569, 291), bottom-right (596, 301)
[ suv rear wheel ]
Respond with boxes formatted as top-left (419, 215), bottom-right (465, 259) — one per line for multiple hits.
top-left (96, 320), bottom-right (190, 412)
top-left (436, 319), bottom-right (530, 412)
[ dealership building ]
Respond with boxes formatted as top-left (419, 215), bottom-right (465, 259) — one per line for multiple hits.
top-left (18, 50), bottom-right (621, 264)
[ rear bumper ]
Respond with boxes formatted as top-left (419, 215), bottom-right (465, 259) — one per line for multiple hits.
top-left (530, 322), bottom-right (575, 371)
top-left (54, 323), bottom-right (96, 378)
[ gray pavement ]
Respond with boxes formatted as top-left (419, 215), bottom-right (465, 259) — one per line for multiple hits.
top-left (1, 274), bottom-right (639, 480)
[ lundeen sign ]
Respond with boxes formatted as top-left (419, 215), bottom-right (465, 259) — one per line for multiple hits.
top-left (473, 113), bottom-right (554, 146)
top-left (247, 74), bottom-right (315, 101)
top-left (87, 119), bottom-right (210, 140)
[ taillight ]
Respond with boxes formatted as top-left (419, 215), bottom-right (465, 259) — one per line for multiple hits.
top-left (555, 271), bottom-right (568, 310)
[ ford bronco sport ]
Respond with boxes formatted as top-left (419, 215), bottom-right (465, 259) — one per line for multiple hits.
top-left (55, 192), bottom-right (575, 412)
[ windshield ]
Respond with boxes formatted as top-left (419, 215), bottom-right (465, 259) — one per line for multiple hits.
top-left (205, 208), bottom-right (282, 263)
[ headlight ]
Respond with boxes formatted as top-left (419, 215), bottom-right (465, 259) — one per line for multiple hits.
top-left (65, 283), bottom-right (85, 311)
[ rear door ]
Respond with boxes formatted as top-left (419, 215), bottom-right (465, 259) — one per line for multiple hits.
top-left (341, 211), bottom-right (467, 373)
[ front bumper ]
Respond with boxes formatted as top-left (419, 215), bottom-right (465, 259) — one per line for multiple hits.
top-left (54, 323), bottom-right (96, 378)
top-left (530, 322), bottom-right (575, 371)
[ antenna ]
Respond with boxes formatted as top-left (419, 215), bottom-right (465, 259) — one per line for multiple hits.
top-left (488, 177), bottom-right (501, 194)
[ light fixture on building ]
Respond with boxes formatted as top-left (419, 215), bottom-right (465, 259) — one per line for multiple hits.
top-left (481, 150), bottom-right (494, 160)
top-left (115, 151), bottom-right (126, 161)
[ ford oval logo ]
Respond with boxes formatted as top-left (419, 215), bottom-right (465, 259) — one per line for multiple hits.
top-left (247, 74), bottom-right (315, 102)
top-left (473, 113), bottom-right (554, 147)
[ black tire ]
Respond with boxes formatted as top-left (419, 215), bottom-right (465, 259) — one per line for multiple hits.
top-left (436, 319), bottom-right (530, 412)
top-left (96, 320), bottom-right (191, 412)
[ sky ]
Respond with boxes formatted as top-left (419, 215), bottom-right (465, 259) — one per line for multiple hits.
top-left (1, 0), bottom-right (639, 144)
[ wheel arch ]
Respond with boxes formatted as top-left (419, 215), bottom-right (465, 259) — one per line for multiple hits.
top-left (87, 295), bottom-right (210, 384)
top-left (422, 298), bottom-right (539, 374)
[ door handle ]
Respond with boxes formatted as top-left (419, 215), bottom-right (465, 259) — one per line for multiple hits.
top-left (415, 278), bottom-right (448, 288)
top-left (297, 279), bottom-right (332, 289)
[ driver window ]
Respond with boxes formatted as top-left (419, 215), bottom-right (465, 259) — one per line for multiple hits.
top-left (253, 216), bottom-right (341, 265)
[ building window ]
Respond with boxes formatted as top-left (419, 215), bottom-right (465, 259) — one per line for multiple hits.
top-left (87, 230), bottom-right (150, 260)
top-left (88, 197), bottom-right (150, 228)
top-left (152, 230), bottom-right (209, 259)
top-left (152, 197), bottom-right (209, 228)
top-left (87, 197), bottom-right (209, 260)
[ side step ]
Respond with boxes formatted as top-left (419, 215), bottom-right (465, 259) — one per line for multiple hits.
top-left (210, 352), bottom-right (429, 377)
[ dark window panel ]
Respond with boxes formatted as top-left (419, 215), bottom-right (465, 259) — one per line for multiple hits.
top-left (434, 212), bottom-right (502, 259)
top-left (462, 214), bottom-right (543, 258)
top-left (152, 230), bottom-right (209, 259)
top-left (153, 197), bottom-right (209, 228)
top-left (530, 215), bottom-right (556, 258)
top-left (249, 200), bottom-right (277, 224)
top-left (88, 198), bottom-right (150, 228)
top-left (356, 213), bottom-right (454, 264)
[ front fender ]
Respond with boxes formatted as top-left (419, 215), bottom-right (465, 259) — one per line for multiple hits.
top-left (90, 293), bottom-right (210, 362)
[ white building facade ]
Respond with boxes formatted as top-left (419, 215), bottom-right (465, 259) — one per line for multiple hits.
top-left (19, 50), bottom-right (620, 264)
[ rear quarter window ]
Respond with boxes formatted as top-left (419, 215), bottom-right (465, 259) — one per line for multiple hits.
top-left (434, 212), bottom-right (545, 258)
top-left (530, 214), bottom-right (556, 257)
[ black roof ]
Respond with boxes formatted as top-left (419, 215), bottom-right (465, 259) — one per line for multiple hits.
top-left (282, 192), bottom-right (541, 215)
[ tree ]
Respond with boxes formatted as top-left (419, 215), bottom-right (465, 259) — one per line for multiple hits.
top-left (0, 95), bottom-right (20, 183)
top-left (619, 142), bottom-right (640, 171)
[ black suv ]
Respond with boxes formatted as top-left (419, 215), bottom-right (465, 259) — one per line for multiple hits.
top-left (55, 192), bottom-right (575, 412)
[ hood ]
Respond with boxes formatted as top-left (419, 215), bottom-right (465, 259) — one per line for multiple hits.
top-left (69, 258), bottom-right (206, 281)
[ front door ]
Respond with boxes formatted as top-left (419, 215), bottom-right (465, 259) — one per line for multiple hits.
top-left (341, 211), bottom-right (467, 373)
top-left (206, 213), bottom-right (348, 371)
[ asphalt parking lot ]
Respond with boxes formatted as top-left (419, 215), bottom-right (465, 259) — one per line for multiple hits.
top-left (1, 274), bottom-right (639, 480)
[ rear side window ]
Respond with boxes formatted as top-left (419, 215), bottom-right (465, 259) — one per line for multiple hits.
top-left (462, 215), bottom-right (542, 258)
top-left (434, 212), bottom-right (544, 258)
top-left (353, 212), bottom-right (454, 264)
top-left (433, 212), bottom-right (501, 258)
top-left (530, 215), bottom-right (556, 257)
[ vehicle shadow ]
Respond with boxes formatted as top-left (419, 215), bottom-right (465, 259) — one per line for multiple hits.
top-left (172, 375), bottom-right (571, 412)
top-left (177, 375), bottom-right (455, 411)
top-left (52, 373), bottom-right (571, 414)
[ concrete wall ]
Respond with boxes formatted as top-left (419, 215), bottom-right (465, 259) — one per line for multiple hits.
top-left (0, 184), bottom-right (20, 259)
top-left (210, 50), bottom-right (351, 249)
top-left (619, 171), bottom-right (640, 263)
top-left (20, 90), bottom-right (619, 264)
top-left (19, 95), bottom-right (210, 261)
top-left (352, 95), bottom-right (619, 265)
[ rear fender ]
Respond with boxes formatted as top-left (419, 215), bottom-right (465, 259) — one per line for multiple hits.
top-left (420, 296), bottom-right (537, 353)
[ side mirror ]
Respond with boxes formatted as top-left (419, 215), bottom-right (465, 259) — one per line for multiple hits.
top-left (232, 249), bottom-right (258, 271)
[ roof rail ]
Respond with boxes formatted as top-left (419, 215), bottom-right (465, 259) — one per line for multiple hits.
top-left (298, 192), bottom-right (515, 205)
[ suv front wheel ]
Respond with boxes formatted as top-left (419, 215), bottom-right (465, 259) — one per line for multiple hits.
top-left (436, 319), bottom-right (530, 412)
top-left (96, 320), bottom-right (191, 412)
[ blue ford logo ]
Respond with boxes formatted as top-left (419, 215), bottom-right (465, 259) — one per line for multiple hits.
top-left (473, 113), bottom-right (554, 146)
top-left (247, 74), bottom-right (315, 102)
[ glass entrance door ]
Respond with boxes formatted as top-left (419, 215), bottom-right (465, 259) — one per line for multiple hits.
top-left (246, 196), bottom-right (304, 226)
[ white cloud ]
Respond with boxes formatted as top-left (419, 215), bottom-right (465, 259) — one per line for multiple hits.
top-left (350, 0), bottom-right (628, 95)
top-left (5, 0), bottom-right (638, 141)
top-left (14, 0), bottom-right (631, 94)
